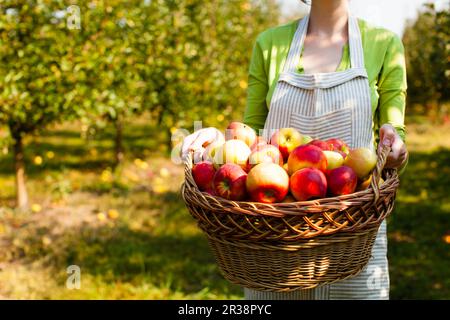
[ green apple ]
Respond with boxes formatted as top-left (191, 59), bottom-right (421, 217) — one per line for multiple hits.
top-left (301, 135), bottom-right (313, 145)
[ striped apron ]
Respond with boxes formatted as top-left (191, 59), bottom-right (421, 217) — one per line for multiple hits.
top-left (245, 14), bottom-right (389, 300)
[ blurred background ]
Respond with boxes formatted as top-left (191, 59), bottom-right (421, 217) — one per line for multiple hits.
top-left (0, 0), bottom-right (448, 299)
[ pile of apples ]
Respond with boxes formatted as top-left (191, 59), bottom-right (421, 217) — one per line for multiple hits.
top-left (191, 122), bottom-right (378, 203)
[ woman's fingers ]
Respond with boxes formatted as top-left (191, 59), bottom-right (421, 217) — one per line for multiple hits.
top-left (190, 128), bottom-right (221, 151)
top-left (378, 124), bottom-right (396, 151)
top-left (379, 124), bottom-right (408, 169)
top-left (193, 147), bottom-right (206, 164)
top-left (390, 135), bottom-right (403, 160)
top-left (181, 130), bottom-right (200, 157)
top-left (181, 128), bottom-right (225, 160)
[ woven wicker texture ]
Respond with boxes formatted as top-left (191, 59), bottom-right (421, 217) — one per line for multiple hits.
top-left (181, 145), bottom-right (399, 291)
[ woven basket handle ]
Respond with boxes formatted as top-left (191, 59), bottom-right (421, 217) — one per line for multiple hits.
top-left (183, 151), bottom-right (195, 183)
top-left (370, 144), bottom-right (391, 203)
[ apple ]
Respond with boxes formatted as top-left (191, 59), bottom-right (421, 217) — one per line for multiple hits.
top-left (192, 161), bottom-right (216, 191)
top-left (337, 150), bottom-right (348, 159)
top-left (251, 136), bottom-right (268, 151)
top-left (212, 139), bottom-right (251, 170)
top-left (356, 175), bottom-right (385, 191)
top-left (283, 162), bottom-right (289, 174)
top-left (327, 166), bottom-right (358, 196)
top-left (204, 187), bottom-right (216, 196)
top-left (204, 140), bottom-right (224, 162)
top-left (246, 163), bottom-right (289, 203)
top-left (213, 164), bottom-right (247, 200)
top-left (287, 145), bottom-right (328, 175)
top-left (302, 135), bottom-right (313, 145)
top-left (326, 138), bottom-right (350, 154)
top-left (323, 151), bottom-right (344, 170)
top-left (282, 194), bottom-right (296, 203)
top-left (248, 144), bottom-right (283, 167)
top-left (290, 168), bottom-right (327, 201)
top-left (344, 148), bottom-right (377, 180)
top-left (270, 128), bottom-right (303, 161)
top-left (225, 122), bottom-right (257, 147)
top-left (308, 139), bottom-right (332, 151)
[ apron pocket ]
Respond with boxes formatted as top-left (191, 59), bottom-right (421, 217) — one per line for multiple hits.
top-left (290, 107), bottom-right (352, 144)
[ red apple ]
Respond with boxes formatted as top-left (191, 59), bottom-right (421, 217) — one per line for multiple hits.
top-left (192, 161), bottom-right (216, 191)
top-left (204, 187), bottom-right (216, 196)
top-left (287, 145), bottom-right (328, 175)
top-left (251, 136), bottom-right (268, 151)
top-left (225, 122), bottom-right (257, 147)
top-left (327, 166), bottom-right (358, 196)
top-left (308, 139), bottom-right (332, 151)
top-left (270, 128), bottom-right (303, 161)
top-left (248, 144), bottom-right (283, 167)
top-left (326, 138), bottom-right (350, 154)
top-left (290, 168), bottom-right (327, 201)
top-left (213, 164), bottom-right (247, 201)
top-left (246, 163), bottom-right (289, 203)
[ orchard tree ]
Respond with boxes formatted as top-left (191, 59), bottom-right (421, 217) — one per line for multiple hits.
top-left (0, 1), bottom-right (80, 209)
top-left (147, 0), bottom-right (280, 147)
top-left (403, 3), bottom-right (450, 121)
top-left (75, 0), bottom-right (158, 166)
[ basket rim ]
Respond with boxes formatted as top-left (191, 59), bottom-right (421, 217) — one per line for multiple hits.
top-left (186, 170), bottom-right (396, 206)
top-left (182, 144), bottom-right (399, 218)
top-left (182, 169), bottom-right (399, 217)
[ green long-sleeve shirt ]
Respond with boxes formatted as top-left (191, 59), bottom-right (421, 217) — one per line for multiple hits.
top-left (243, 18), bottom-right (407, 143)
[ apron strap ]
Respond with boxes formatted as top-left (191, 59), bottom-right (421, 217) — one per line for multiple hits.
top-left (348, 14), bottom-right (365, 69)
top-left (283, 13), bottom-right (366, 73)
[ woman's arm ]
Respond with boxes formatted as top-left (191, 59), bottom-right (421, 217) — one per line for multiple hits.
top-left (377, 34), bottom-right (409, 170)
top-left (243, 36), bottom-right (269, 134)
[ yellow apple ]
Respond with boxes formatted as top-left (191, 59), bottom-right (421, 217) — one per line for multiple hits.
top-left (356, 175), bottom-right (385, 191)
top-left (204, 140), bottom-right (224, 162)
top-left (270, 128), bottom-right (303, 161)
top-left (213, 139), bottom-right (251, 170)
top-left (344, 148), bottom-right (377, 180)
top-left (323, 151), bottom-right (344, 170)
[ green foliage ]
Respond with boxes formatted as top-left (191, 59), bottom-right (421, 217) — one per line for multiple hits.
top-left (402, 3), bottom-right (450, 119)
top-left (0, 0), bottom-right (279, 204)
top-left (0, 1), bottom-right (77, 135)
top-left (150, 0), bottom-right (279, 132)
top-left (0, 0), bottom-right (278, 139)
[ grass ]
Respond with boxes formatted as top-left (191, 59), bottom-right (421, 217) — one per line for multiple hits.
top-left (0, 120), bottom-right (448, 299)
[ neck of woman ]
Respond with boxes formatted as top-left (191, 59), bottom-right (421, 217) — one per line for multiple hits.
top-left (308, 0), bottom-right (349, 39)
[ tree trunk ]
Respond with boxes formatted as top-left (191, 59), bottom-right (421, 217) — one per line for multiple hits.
top-left (114, 118), bottom-right (124, 167)
top-left (13, 133), bottom-right (29, 209)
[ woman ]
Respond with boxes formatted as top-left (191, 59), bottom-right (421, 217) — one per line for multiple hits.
top-left (182, 0), bottom-right (408, 300)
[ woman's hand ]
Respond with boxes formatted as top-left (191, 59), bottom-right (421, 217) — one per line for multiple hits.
top-left (181, 127), bottom-right (224, 163)
top-left (378, 124), bottom-right (408, 169)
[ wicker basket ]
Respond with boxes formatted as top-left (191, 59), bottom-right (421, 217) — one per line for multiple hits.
top-left (181, 145), bottom-right (399, 291)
